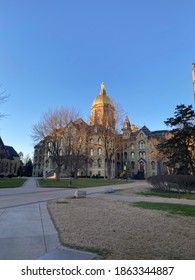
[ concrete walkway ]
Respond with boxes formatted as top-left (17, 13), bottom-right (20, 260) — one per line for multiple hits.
top-left (88, 191), bottom-right (195, 205)
top-left (0, 178), bottom-right (96, 260)
top-left (0, 178), bottom-right (195, 260)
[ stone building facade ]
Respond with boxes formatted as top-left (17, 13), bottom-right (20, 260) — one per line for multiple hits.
top-left (33, 83), bottom-right (167, 179)
top-left (0, 137), bottom-right (20, 176)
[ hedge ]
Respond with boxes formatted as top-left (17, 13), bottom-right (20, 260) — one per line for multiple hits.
top-left (147, 175), bottom-right (195, 193)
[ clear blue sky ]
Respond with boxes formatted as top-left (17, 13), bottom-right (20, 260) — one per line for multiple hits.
top-left (0, 0), bottom-right (195, 158)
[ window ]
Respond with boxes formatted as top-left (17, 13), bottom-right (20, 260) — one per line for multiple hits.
top-left (131, 143), bottom-right (134, 150)
top-left (89, 138), bottom-right (93, 144)
top-left (124, 152), bottom-right (127, 160)
top-left (151, 161), bottom-right (156, 170)
top-left (139, 141), bottom-right (145, 149)
top-left (131, 161), bottom-right (135, 170)
top-left (90, 148), bottom-right (93, 156)
top-left (139, 151), bottom-right (146, 158)
top-left (117, 153), bottom-right (120, 160)
top-left (98, 137), bottom-right (102, 145)
top-left (131, 152), bottom-right (135, 159)
top-left (98, 158), bottom-right (102, 168)
top-left (98, 147), bottom-right (102, 155)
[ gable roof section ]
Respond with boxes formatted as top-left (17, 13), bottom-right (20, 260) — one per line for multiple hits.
top-left (5, 146), bottom-right (19, 160)
top-left (139, 125), bottom-right (151, 136)
top-left (0, 137), bottom-right (5, 149)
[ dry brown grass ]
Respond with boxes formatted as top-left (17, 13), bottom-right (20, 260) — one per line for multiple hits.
top-left (48, 197), bottom-right (195, 259)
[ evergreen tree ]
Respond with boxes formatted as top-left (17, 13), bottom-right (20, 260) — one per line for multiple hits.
top-left (158, 104), bottom-right (195, 174)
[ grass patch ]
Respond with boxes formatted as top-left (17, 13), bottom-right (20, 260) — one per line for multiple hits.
top-left (39, 178), bottom-right (129, 188)
top-left (133, 201), bottom-right (195, 216)
top-left (137, 190), bottom-right (195, 200)
top-left (114, 188), bottom-right (195, 200)
top-left (0, 178), bottom-right (26, 188)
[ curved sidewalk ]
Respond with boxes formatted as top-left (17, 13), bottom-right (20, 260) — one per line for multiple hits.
top-left (0, 178), bottom-right (96, 260)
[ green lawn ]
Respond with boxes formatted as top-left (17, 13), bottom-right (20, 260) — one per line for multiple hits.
top-left (133, 201), bottom-right (195, 217)
top-left (38, 178), bottom-right (129, 188)
top-left (0, 178), bottom-right (26, 188)
top-left (115, 188), bottom-right (195, 200)
top-left (137, 190), bottom-right (195, 200)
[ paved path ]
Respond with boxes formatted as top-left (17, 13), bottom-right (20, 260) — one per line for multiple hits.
top-left (0, 178), bottom-right (194, 260)
top-left (88, 192), bottom-right (195, 205)
top-left (0, 178), bottom-right (95, 260)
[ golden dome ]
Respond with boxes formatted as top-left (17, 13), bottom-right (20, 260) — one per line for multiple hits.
top-left (92, 82), bottom-right (113, 107)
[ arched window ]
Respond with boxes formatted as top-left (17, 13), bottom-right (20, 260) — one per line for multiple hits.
top-left (98, 147), bottom-right (102, 155)
top-left (131, 143), bottom-right (134, 150)
top-left (98, 158), bottom-right (102, 168)
top-left (124, 152), bottom-right (127, 160)
top-left (98, 137), bottom-right (102, 145)
top-left (143, 151), bottom-right (146, 159)
top-left (139, 141), bottom-right (145, 149)
top-left (90, 148), bottom-right (93, 156)
top-left (131, 152), bottom-right (135, 159)
top-left (89, 138), bottom-right (93, 144)
top-left (131, 161), bottom-right (135, 170)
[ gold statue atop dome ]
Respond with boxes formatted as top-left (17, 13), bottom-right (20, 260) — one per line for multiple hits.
top-left (100, 82), bottom-right (106, 95)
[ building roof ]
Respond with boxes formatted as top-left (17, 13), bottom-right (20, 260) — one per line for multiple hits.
top-left (140, 125), bottom-right (151, 136)
top-left (0, 137), bottom-right (19, 160)
top-left (149, 130), bottom-right (168, 139)
top-left (5, 146), bottom-right (19, 160)
top-left (139, 126), bottom-right (168, 139)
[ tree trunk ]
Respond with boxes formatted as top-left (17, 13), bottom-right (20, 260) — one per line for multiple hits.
top-left (56, 165), bottom-right (61, 181)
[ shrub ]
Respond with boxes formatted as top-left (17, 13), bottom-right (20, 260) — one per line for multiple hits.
top-left (7, 174), bottom-right (15, 179)
top-left (147, 175), bottom-right (195, 193)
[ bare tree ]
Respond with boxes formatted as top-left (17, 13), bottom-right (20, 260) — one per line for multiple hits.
top-left (0, 86), bottom-right (9, 120)
top-left (32, 107), bottom-right (81, 180)
top-left (62, 119), bottom-right (89, 178)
